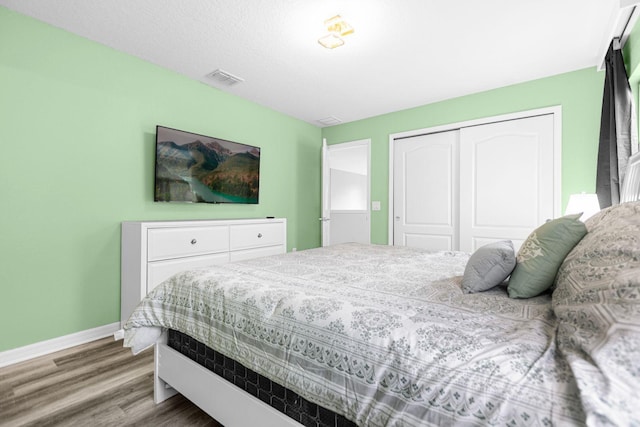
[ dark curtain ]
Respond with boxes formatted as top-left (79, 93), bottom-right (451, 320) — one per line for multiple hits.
top-left (596, 39), bottom-right (635, 208)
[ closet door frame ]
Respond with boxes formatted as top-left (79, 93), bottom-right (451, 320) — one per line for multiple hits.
top-left (387, 106), bottom-right (562, 245)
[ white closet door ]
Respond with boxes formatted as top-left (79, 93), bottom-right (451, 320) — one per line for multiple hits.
top-left (393, 131), bottom-right (459, 250)
top-left (459, 114), bottom-right (555, 252)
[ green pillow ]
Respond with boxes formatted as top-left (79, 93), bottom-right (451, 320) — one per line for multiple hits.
top-left (508, 213), bottom-right (587, 299)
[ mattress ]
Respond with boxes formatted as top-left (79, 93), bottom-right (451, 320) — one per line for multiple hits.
top-left (168, 329), bottom-right (356, 427)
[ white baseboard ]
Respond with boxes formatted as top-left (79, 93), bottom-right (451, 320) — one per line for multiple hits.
top-left (0, 322), bottom-right (121, 368)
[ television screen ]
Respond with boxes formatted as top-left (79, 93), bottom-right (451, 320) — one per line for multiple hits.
top-left (154, 126), bottom-right (260, 204)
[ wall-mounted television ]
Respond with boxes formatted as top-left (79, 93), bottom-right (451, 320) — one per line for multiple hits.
top-left (154, 125), bottom-right (260, 204)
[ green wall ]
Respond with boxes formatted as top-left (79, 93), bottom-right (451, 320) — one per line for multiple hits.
top-left (0, 7), bottom-right (321, 352)
top-left (322, 68), bottom-right (605, 245)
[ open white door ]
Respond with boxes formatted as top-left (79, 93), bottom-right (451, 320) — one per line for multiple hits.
top-left (321, 139), bottom-right (331, 247)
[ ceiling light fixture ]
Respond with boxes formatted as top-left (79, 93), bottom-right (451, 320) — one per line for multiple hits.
top-left (318, 15), bottom-right (354, 49)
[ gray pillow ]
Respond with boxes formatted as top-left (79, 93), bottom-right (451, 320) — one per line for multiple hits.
top-left (461, 240), bottom-right (516, 293)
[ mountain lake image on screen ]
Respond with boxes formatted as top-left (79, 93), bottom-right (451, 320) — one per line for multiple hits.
top-left (154, 125), bottom-right (260, 204)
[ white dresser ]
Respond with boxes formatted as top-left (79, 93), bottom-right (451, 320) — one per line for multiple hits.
top-left (121, 218), bottom-right (286, 325)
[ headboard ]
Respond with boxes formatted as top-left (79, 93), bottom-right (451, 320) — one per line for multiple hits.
top-left (621, 151), bottom-right (640, 203)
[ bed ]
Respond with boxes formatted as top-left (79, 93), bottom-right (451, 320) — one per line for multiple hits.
top-left (123, 198), bottom-right (640, 426)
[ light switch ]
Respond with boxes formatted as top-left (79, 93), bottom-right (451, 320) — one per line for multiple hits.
top-left (372, 201), bottom-right (381, 211)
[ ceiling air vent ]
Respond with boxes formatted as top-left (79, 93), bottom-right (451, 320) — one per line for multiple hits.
top-left (206, 69), bottom-right (244, 87)
top-left (317, 116), bottom-right (343, 126)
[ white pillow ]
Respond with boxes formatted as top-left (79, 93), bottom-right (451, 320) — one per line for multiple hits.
top-left (461, 241), bottom-right (516, 293)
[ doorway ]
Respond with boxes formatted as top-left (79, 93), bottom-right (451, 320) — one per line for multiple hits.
top-left (321, 139), bottom-right (371, 246)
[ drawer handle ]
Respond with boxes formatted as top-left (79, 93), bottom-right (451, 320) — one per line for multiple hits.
top-left (190, 238), bottom-right (197, 245)
top-left (257, 233), bottom-right (263, 238)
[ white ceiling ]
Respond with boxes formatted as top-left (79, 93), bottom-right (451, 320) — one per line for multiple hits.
top-left (0, 0), bottom-right (630, 126)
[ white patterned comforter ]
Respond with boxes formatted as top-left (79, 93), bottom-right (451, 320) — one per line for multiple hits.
top-left (124, 243), bottom-right (585, 426)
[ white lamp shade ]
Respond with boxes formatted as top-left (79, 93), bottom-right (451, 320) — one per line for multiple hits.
top-left (565, 193), bottom-right (601, 221)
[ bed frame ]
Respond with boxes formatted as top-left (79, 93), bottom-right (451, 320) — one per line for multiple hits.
top-left (154, 334), bottom-right (303, 427)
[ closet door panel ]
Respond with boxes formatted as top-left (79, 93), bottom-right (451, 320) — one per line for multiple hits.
top-left (473, 134), bottom-right (539, 227)
top-left (393, 131), bottom-right (459, 250)
top-left (459, 114), bottom-right (555, 252)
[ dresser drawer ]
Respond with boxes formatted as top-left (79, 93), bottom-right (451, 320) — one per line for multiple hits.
top-left (147, 252), bottom-right (229, 292)
top-left (148, 226), bottom-right (229, 261)
top-left (230, 222), bottom-right (285, 251)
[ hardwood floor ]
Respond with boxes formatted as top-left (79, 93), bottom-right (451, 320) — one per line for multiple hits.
top-left (0, 337), bottom-right (222, 426)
